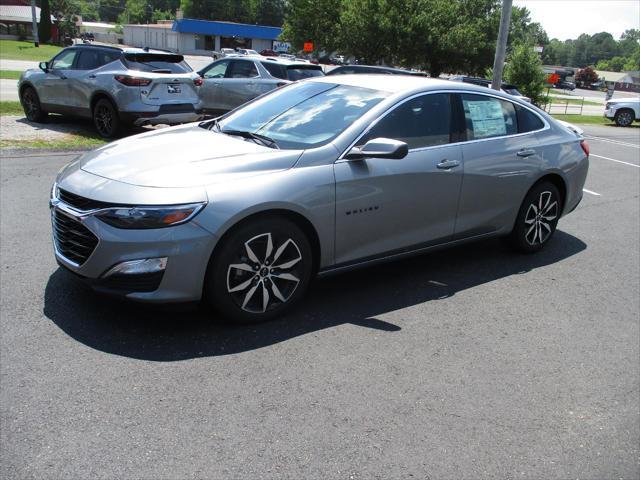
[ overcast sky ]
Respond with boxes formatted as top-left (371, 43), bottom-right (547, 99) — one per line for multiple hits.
top-left (513, 0), bottom-right (640, 41)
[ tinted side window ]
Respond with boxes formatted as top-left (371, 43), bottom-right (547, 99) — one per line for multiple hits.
top-left (360, 93), bottom-right (452, 149)
top-left (202, 60), bottom-right (229, 78)
top-left (261, 62), bottom-right (287, 79)
top-left (226, 60), bottom-right (259, 78)
top-left (76, 50), bottom-right (119, 70)
top-left (51, 50), bottom-right (78, 69)
top-left (516, 105), bottom-right (544, 133)
top-left (461, 94), bottom-right (517, 140)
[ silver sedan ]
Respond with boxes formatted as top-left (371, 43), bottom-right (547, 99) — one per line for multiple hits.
top-left (50, 75), bottom-right (589, 323)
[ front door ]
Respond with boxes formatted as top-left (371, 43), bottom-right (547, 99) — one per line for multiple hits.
top-left (39, 49), bottom-right (79, 109)
top-left (334, 93), bottom-right (464, 265)
top-left (199, 59), bottom-right (230, 114)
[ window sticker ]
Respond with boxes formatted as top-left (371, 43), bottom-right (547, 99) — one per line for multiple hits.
top-left (466, 100), bottom-right (506, 138)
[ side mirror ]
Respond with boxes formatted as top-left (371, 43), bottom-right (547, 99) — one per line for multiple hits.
top-left (345, 137), bottom-right (409, 160)
top-left (39, 61), bottom-right (49, 72)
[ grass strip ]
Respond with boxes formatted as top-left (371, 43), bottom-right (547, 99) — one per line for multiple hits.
top-left (0, 70), bottom-right (23, 80)
top-left (0, 101), bottom-right (24, 115)
top-left (0, 40), bottom-right (62, 61)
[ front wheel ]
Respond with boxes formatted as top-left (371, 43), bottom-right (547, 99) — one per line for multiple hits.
top-left (509, 182), bottom-right (561, 253)
top-left (21, 87), bottom-right (48, 122)
top-left (205, 217), bottom-right (314, 323)
top-left (614, 109), bottom-right (634, 127)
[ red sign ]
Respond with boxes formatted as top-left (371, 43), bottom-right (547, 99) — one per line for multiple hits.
top-left (548, 73), bottom-right (560, 84)
top-left (303, 42), bottom-right (314, 52)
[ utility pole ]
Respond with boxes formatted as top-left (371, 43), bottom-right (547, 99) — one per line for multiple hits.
top-left (30, 0), bottom-right (39, 47)
top-left (492, 0), bottom-right (513, 90)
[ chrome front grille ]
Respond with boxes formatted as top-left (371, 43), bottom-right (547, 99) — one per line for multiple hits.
top-left (52, 209), bottom-right (99, 265)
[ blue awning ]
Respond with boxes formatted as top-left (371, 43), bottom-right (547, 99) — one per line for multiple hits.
top-left (172, 19), bottom-right (282, 40)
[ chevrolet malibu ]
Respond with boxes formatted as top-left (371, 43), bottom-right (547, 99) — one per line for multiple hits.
top-left (50, 76), bottom-right (589, 323)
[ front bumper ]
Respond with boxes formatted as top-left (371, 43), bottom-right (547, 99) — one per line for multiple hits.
top-left (51, 204), bottom-right (217, 303)
top-left (604, 108), bottom-right (616, 119)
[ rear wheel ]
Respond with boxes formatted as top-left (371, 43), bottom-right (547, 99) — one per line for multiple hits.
top-left (509, 182), bottom-right (561, 253)
top-left (205, 217), bottom-right (313, 323)
top-left (93, 98), bottom-right (120, 138)
top-left (614, 109), bottom-right (634, 127)
top-left (21, 87), bottom-right (47, 122)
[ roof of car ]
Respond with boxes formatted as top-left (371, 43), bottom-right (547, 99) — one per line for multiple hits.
top-left (328, 65), bottom-right (426, 76)
top-left (70, 44), bottom-right (178, 55)
top-left (309, 74), bottom-right (523, 98)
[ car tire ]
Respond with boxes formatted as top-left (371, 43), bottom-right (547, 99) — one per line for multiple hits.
top-left (21, 87), bottom-right (48, 123)
top-left (205, 217), bottom-right (314, 323)
top-left (614, 109), bottom-right (634, 127)
top-left (509, 181), bottom-right (561, 254)
top-left (93, 98), bottom-right (120, 138)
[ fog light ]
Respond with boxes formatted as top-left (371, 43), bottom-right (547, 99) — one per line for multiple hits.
top-left (103, 257), bottom-right (168, 277)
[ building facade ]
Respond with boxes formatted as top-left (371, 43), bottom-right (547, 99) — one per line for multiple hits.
top-left (124, 19), bottom-right (283, 56)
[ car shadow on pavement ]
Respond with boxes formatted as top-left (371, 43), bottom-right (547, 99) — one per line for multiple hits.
top-left (43, 230), bottom-right (586, 361)
top-left (15, 116), bottom-right (154, 138)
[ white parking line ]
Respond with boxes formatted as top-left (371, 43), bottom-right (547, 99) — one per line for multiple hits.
top-left (585, 136), bottom-right (640, 149)
top-left (591, 154), bottom-right (640, 168)
top-left (583, 188), bottom-right (601, 196)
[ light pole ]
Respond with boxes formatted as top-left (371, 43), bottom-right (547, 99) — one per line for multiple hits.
top-left (30, 0), bottom-right (39, 47)
top-left (492, 0), bottom-right (513, 90)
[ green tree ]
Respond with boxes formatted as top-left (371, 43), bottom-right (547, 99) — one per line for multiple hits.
top-left (281, 0), bottom-right (342, 53)
top-left (51, 0), bottom-right (81, 42)
top-left (619, 29), bottom-right (640, 56)
top-left (255, 0), bottom-right (286, 27)
top-left (622, 46), bottom-right (640, 71)
top-left (503, 43), bottom-right (546, 105)
top-left (596, 56), bottom-right (626, 72)
top-left (38, 0), bottom-right (52, 43)
top-left (339, 0), bottom-right (395, 64)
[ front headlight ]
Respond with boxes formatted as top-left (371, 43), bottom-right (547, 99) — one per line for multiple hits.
top-left (95, 203), bottom-right (206, 229)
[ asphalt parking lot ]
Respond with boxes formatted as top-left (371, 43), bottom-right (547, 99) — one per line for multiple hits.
top-left (1, 125), bottom-right (638, 479)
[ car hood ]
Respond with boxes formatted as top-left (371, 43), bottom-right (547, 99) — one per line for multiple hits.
top-left (79, 124), bottom-right (303, 188)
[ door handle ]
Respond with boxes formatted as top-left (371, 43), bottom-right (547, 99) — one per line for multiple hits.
top-left (517, 149), bottom-right (536, 158)
top-left (88, 74), bottom-right (96, 79)
top-left (437, 159), bottom-right (460, 170)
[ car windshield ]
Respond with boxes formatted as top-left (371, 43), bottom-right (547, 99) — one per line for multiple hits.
top-left (212, 81), bottom-right (388, 150)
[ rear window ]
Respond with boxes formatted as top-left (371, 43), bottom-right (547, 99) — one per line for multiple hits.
top-left (516, 105), bottom-right (545, 133)
top-left (261, 62), bottom-right (287, 79)
top-left (123, 53), bottom-right (192, 73)
top-left (286, 66), bottom-right (324, 81)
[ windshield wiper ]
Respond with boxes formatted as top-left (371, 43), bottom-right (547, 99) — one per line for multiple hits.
top-left (220, 129), bottom-right (279, 149)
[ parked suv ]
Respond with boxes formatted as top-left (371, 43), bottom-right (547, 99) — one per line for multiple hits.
top-left (18, 45), bottom-right (204, 137)
top-left (197, 57), bottom-right (323, 114)
top-left (604, 97), bottom-right (640, 127)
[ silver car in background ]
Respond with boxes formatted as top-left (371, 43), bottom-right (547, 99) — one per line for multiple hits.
top-left (18, 44), bottom-right (203, 137)
top-left (50, 75), bottom-right (589, 323)
top-left (197, 57), bottom-right (324, 114)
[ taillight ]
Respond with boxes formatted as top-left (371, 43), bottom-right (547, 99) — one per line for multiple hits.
top-left (114, 75), bottom-right (152, 86)
top-left (193, 77), bottom-right (203, 86)
top-left (580, 139), bottom-right (589, 157)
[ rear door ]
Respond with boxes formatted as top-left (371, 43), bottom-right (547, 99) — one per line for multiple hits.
top-left (454, 93), bottom-right (545, 239)
top-left (67, 49), bottom-right (121, 115)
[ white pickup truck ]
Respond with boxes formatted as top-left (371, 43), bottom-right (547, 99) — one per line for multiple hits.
top-left (604, 97), bottom-right (640, 127)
